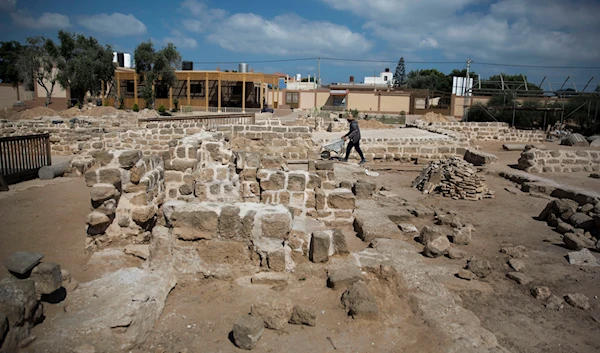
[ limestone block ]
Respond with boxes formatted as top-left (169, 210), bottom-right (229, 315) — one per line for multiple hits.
top-left (30, 262), bottom-right (62, 295)
top-left (259, 211), bottom-right (292, 240)
top-left (251, 297), bottom-right (293, 330)
top-left (170, 205), bottom-right (219, 240)
top-left (132, 205), bottom-right (156, 224)
top-left (287, 173), bottom-right (307, 191)
top-left (90, 184), bottom-right (119, 203)
top-left (219, 205), bottom-right (241, 239)
top-left (259, 171), bottom-right (285, 191)
top-left (309, 231), bottom-right (330, 263)
top-left (118, 150), bottom-right (142, 169)
top-left (353, 181), bottom-right (376, 199)
top-left (327, 189), bottom-right (356, 210)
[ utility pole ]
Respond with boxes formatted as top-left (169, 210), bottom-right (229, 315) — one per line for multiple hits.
top-left (317, 57), bottom-right (321, 87)
top-left (463, 58), bottom-right (472, 121)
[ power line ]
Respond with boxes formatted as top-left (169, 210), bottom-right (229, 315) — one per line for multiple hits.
top-left (192, 58), bottom-right (316, 64)
top-left (473, 62), bottom-right (600, 69)
top-left (320, 58), bottom-right (464, 64)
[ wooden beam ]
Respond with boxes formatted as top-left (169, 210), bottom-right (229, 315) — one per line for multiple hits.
top-left (218, 77), bottom-right (221, 112)
top-left (259, 80), bottom-right (263, 108)
top-left (116, 73), bottom-right (120, 101)
top-left (205, 76), bottom-right (209, 109)
top-left (187, 74), bottom-right (191, 105)
top-left (169, 86), bottom-right (173, 110)
top-left (134, 74), bottom-right (138, 105)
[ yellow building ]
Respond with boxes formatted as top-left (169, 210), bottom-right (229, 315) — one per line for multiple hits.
top-left (106, 67), bottom-right (280, 112)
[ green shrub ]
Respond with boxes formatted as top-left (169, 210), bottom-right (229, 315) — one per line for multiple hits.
top-left (118, 96), bottom-right (125, 110)
top-left (132, 103), bottom-right (139, 112)
top-left (103, 99), bottom-right (109, 106)
top-left (158, 105), bottom-right (166, 113)
top-left (173, 98), bottom-right (179, 111)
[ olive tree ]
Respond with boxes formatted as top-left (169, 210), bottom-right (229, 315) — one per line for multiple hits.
top-left (134, 40), bottom-right (181, 108)
top-left (16, 37), bottom-right (58, 106)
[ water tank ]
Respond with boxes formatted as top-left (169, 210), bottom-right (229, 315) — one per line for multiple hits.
top-left (349, 76), bottom-right (355, 83)
top-left (182, 61), bottom-right (193, 70)
top-left (117, 53), bottom-right (125, 68)
top-left (239, 63), bottom-right (248, 73)
top-left (384, 68), bottom-right (390, 72)
top-left (123, 53), bottom-right (132, 68)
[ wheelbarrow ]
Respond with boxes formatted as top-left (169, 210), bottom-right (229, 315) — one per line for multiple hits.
top-left (320, 139), bottom-right (345, 160)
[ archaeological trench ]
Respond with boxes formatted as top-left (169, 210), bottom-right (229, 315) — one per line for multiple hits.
top-left (1, 111), bottom-right (599, 353)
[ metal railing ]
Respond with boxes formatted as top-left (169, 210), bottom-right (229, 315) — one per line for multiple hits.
top-left (138, 113), bottom-right (256, 126)
top-left (0, 133), bottom-right (51, 186)
top-left (180, 106), bottom-right (262, 114)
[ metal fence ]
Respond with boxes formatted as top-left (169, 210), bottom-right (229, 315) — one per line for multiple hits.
top-left (180, 106), bottom-right (262, 115)
top-left (138, 113), bottom-right (256, 126)
top-left (0, 133), bottom-right (51, 188)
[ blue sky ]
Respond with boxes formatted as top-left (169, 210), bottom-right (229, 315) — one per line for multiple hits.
top-left (2, 0), bottom-right (600, 90)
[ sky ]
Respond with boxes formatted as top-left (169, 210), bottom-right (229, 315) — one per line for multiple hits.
top-left (1, 0), bottom-right (600, 90)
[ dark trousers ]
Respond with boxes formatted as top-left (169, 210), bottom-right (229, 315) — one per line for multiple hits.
top-left (345, 140), bottom-right (365, 160)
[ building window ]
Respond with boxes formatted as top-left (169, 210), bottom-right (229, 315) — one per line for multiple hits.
top-left (155, 83), bottom-right (169, 99)
top-left (286, 92), bottom-right (299, 104)
top-left (190, 83), bottom-right (203, 95)
top-left (383, 75), bottom-right (388, 81)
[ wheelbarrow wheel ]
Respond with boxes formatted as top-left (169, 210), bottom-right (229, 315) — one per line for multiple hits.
top-left (320, 150), bottom-right (331, 160)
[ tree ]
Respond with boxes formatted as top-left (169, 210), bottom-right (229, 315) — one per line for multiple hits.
top-left (50, 31), bottom-right (115, 106)
top-left (406, 69), bottom-right (449, 91)
top-left (0, 41), bottom-right (24, 99)
top-left (393, 57), bottom-right (406, 87)
top-left (16, 37), bottom-right (59, 106)
top-left (134, 40), bottom-right (181, 109)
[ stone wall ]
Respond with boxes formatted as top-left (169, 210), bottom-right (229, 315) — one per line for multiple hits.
top-left (428, 122), bottom-right (546, 142)
top-left (218, 125), bottom-right (319, 160)
top-left (80, 150), bottom-right (166, 251)
top-left (518, 148), bottom-right (600, 173)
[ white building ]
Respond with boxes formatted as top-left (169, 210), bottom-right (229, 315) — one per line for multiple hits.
top-left (364, 68), bottom-right (393, 86)
top-left (286, 73), bottom-right (318, 90)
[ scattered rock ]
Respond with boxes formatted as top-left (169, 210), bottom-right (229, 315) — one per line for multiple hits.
top-left (467, 257), bottom-right (492, 278)
top-left (353, 181), bottom-right (376, 199)
top-left (327, 264), bottom-right (363, 289)
top-left (564, 293), bottom-right (591, 310)
top-left (567, 248), bottom-right (599, 267)
top-left (341, 281), bottom-right (378, 319)
top-left (553, 199), bottom-right (579, 221)
top-left (580, 203), bottom-right (594, 214)
top-left (590, 173), bottom-right (600, 179)
top-left (3, 251), bottom-right (44, 275)
top-left (118, 150), bottom-right (142, 169)
top-left (131, 205), bottom-right (156, 224)
top-left (309, 232), bottom-right (330, 263)
top-left (418, 226), bottom-right (445, 245)
top-left (124, 245), bottom-right (150, 260)
top-left (569, 213), bottom-right (595, 230)
top-left (447, 247), bottom-right (467, 260)
top-left (457, 269), bottom-right (476, 281)
top-left (506, 272), bottom-right (532, 285)
top-left (251, 297), bottom-right (293, 330)
top-left (423, 236), bottom-right (450, 258)
top-left (289, 305), bottom-right (317, 326)
top-left (233, 315), bottom-right (264, 350)
top-left (332, 229), bottom-right (349, 254)
top-left (500, 245), bottom-right (528, 258)
top-left (545, 295), bottom-right (564, 310)
top-left (508, 258), bottom-right (526, 272)
top-left (436, 213), bottom-right (465, 229)
top-left (398, 223), bottom-right (418, 233)
top-left (531, 286), bottom-right (551, 301)
top-left (86, 211), bottom-right (110, 227)
top-left (450, 226), bottom-right (472, 245)
top-left (563, 233), bottom-right (593, 251)
top-left (555, 220), bottom-right (574, 235)
top-left (30, 262), bottom-right (62, 295)
top-left (250, 273), bottom-right (290, 286)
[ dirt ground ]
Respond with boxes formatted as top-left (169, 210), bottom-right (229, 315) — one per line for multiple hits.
top-left (2, 140), bottom-right (600, 352)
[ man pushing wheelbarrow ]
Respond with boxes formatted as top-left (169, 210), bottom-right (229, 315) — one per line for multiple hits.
top-left (341, 115), bottom-right (367, 165)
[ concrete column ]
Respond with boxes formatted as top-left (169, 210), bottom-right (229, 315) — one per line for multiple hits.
top-left (242, 75), bottom-right (246, 113)
top-left (218, 75), bottom-right (222, 113)
top-left (377, 93), bottom-right (381, 112)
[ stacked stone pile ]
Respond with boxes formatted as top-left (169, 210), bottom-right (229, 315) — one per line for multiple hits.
top-left (83, 149), bottom-right (165, 251)
top-left (538, 198), bottom-right (600, 251)
top-left (412, 157), bottom-right (494, 201)
top-left (0, 252), bottom-right (70, 352)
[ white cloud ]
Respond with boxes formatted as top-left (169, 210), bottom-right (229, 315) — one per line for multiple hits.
top-left (179, 0), bottom-right (227, 33)
top-left (207, 13), bottom-right (372, 56)
top-left (321, 0), bottom-right (600, 66)
top-left (0, 0), bottom-right (16, 12)
top-left (10, 11), bottom-right (71, 29)
top-left (77, 13), bottom-right (147, 36)
top-left (163, 30), bottom-right (198, 49)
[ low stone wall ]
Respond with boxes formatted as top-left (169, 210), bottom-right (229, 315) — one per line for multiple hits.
top-left (218, 125), bottom-right (319, 160)
top-left (518, 148), bottom-right (600, 173)
top-left (428, 122), bottom-right (546, 142)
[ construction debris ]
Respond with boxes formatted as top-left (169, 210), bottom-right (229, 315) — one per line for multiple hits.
top-left (411, 157), bottom-right (495, 201)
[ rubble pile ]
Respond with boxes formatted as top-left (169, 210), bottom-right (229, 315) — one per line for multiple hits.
top-left (412, 157), bottom-right (494, 201)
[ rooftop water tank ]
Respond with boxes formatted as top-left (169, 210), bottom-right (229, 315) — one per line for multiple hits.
top-left (239, 63), bottom-right (248, 73)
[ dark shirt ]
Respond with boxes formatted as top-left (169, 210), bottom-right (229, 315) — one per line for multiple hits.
top-left (344, 120), bottom-right (361, 142)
